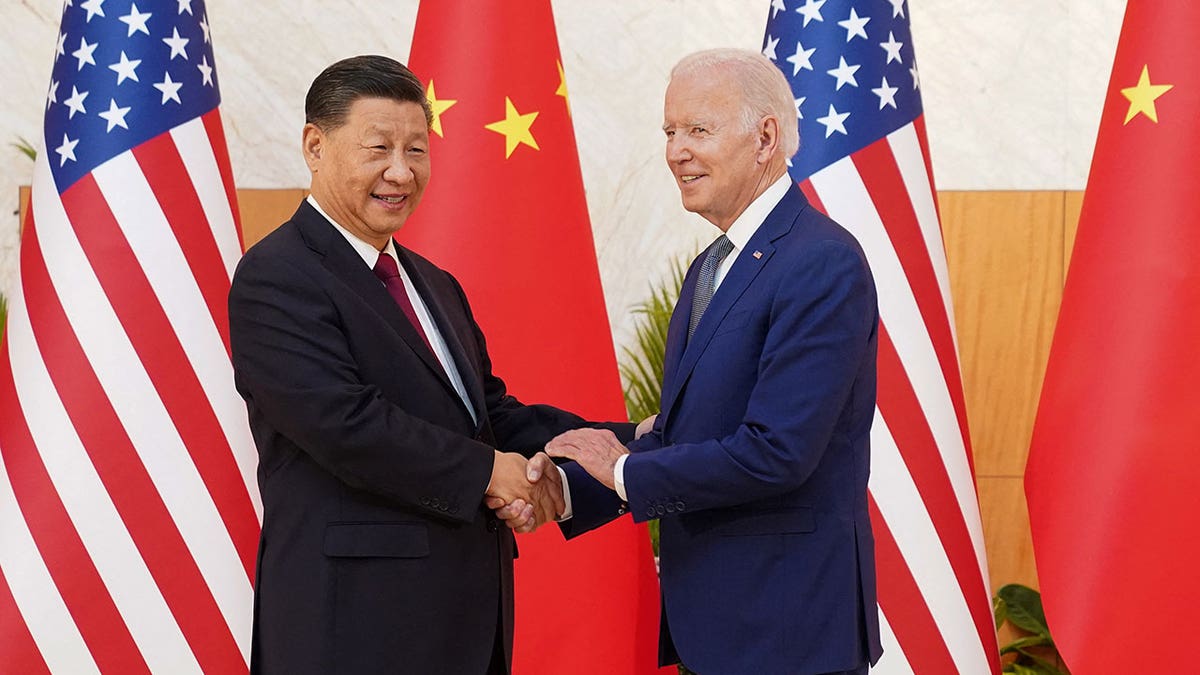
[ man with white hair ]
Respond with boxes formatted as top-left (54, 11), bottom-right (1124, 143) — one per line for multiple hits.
top-left (533, 48), bottom-right (883, 673)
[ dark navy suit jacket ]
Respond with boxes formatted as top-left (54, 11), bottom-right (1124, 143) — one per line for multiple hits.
top-left (564, 185), bottom-right (883, 674)
top-left (229, 201), bottom-right (622, 674)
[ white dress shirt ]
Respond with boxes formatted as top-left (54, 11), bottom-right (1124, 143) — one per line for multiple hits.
top-left (307, 196), bottom-right (477, 425)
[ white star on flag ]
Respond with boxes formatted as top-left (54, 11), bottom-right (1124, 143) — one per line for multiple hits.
top-left (910, 62), bottom-right (920, 90)
top-left (163, 27), bottom-right (190, 60)
top-left (109, 51), bottom-right (141, 85)
top-left (838, 8), bottom-right (870, 42)
top-left (888, 0), bottom-right (906, 19)
top-left (154, 71), bottom-right (183, 103)
top-left (200, 14), bottom-right (211, 43)
top-left (872, 76), bottom-right (899, 109)
top-left (795, 0), bottom-right (825, 27)
top-left (80, 0), bottom-right (105, 22)
top-left (98, 98), bottom-right (132, 131)
top-left (881, 31), bottom-right (904, 64)
top-left (119, 3), bottom-right (152, 37)
top-left (763, 34), bottom-right (780, 61)
top-left (56, 32), bottom-right (67, 58)
top-left (815, 104), bottom-right (849, 137)
top-left (770, 0), bottom-right (786, 19)
top-left (63, 85), bottom-right (88, 119)
top-left (198, 56), bottom-right (214, 86)
top-left (177, 0), bottom-right (193, 15)
top-left (827, 56), bottom-right (860, 90)
top-left (54, 133), bottom-right (79, 166)
top-left (46, 80), bottom-right (59, 110)
top-left (794, 96), bottom-right (805, 119)
top-left (785, 40), bottom-right (815, 75)
top-left (72, 36), bottom-right (98, 71)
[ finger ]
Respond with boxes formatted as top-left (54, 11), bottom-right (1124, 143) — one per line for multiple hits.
top-left (546, 445), bottom-right (576, 460)
top-left (527, 452), bottom-right (551, 482)
top-left (485, 496), bottom-right (506, 510)
top-left (496, 499), bottom-right (527, 520)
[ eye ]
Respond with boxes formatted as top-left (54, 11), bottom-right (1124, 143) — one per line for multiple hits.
top-left (408, 145), bottom-right (427, 155)
top-left (692, 126), bottom-right (707, 135)
top-left (664, 129), bottom-right (675, 138)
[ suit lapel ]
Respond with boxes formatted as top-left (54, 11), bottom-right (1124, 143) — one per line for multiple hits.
top-left (293, 203), bottom-right (460, 398)
top-left (396, 246), bottom-right (488, 428)
top-left (660, 185), bottom-right (807, 422)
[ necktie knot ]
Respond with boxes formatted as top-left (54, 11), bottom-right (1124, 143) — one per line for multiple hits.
top-left (373, 252), bottom-right (402, 281)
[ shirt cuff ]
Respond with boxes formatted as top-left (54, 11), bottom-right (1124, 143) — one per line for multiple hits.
top-left (555, 465), bottom-right (573, 521)
top-left (614, 453), bottom-right (629, 502)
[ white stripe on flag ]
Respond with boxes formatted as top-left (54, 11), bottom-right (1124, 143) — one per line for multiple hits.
top-left (95, 152), bottom-right (260, 526)
top-left (811, 156), bottom-right (987, 572)
top-left (887, 124), bottom-right (959, 352)
top-left (7, 275), bottom-right (200, 674)
top-left (869, 409), bottom-right (990, 674)
top-left (173, 118), bottom-right (243, 281)
top-left (34, 153), bottom-right (250, 661)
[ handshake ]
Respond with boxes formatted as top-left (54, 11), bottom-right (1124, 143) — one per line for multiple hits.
top-left (483, 415), bottom-right (656, 533)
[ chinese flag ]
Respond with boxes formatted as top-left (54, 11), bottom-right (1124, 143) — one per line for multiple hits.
top-left (404, 2), bottom-right (664, 673)
top-left (1025, 2), bottom-right (1200, 672)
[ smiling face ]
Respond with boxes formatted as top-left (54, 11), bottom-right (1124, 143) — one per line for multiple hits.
top-left (663, 69), bottom-right (776, 231)
top-left (303, 97), bottom-right (430, 249)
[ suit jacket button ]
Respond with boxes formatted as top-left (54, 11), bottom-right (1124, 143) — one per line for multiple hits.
top-left (675, 501), bottom-right (685, 511)
top-left (617, 506), bottom-right (627, 515)
top-left (665, 503), bottom-right (676, 514)
top-left (420, 497), bottom-right (431, 506)
top-left (430, 498), bottom-right (441, 509)
top-left (655, 505), bottom-right (665, 516)
top-left (645, 508), bottom-right (656, 519)
top-left (487, 521), bottom-right (499, 533)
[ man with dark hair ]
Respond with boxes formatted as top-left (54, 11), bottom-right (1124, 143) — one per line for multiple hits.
top-left (228, 54), bottom-right (624, 674)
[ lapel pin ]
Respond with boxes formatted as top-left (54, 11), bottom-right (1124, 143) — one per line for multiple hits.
top-left (752, 250), bottom-right (763, 259)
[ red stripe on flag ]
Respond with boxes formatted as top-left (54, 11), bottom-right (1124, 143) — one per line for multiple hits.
top-left (0, 551), bottom-right (53, 674)
top-left (63, 176), bottom-right (259, 580)
top-left (133, 133), bottom-right (233, 357)
top-left (32, 187), bottom-right (247, 673)
top-left (868, 495), bottom-right (959, 674)
top-left (876, 323), bottom-right (1000, 673)
top-left (852, 142), bottom-right (972, 460)
top-left (912, 116), bottom-right (945, 228)
top-left (2, 227), bottom-right (149, 674)
top-left (202, 110), bottom-right (244, 251)
top-left (797, 178), bottom-right (827, 216)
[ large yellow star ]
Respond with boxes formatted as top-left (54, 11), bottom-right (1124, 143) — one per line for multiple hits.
top-left (556, 60), bottom-right (571, 117)
top-left (484, 97), bottom-right (539, 158)
top-left (425, 80), bottom-right (457, 138)
top-left (1120, 65), bottom-right (1173, 124)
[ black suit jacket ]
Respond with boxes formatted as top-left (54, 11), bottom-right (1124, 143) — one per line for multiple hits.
top-left (229, 201), bottom-right (620, 674)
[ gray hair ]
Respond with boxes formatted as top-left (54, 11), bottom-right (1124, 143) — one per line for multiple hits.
top-left (671, 48), bottom-right (800, 158)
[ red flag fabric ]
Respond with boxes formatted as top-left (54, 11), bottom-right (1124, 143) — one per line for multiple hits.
top-left (404, 2), bottom-right (663, 673)
top-left (0, 1), bottom-right (259, 672)
top-left (1025, 2), bottom-right (1200, 672)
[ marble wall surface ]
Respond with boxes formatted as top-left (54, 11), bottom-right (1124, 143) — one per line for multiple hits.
top-left (0, 0), bottom-right (1126, 351)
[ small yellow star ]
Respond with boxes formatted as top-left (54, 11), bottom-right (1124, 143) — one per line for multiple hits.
top-left (556, 60), bottom-right (571, 117)
top-left (426, 80), bottom-right (457, 138)
top-left (1120, 65), bottom-right (1173, 124)
top-left (484, 97), bottom-right (539, 158)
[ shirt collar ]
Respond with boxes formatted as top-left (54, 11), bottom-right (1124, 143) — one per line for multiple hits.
top-left (307, 194), bottom-right (398, 268)
top-left (722, 172), bottom-right (792, 252)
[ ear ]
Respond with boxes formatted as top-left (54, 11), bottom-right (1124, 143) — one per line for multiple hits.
top-left (756, 115), bottom-right (781, 164)
top-left (301, 123), bottom-right (324, 172)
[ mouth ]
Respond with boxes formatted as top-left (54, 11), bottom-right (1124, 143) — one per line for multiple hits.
top-left (372, 193), bottom-right (408, 206)
top-left (679, 175), bottom-right (705, 185)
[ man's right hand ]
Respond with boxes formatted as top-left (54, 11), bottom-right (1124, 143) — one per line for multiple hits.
top-left (486, 452), bottom-right (563, 533)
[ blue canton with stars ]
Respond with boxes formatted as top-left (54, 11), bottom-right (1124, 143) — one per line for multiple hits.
top-left (764, 0), bottom-right (922, 181)
top-left (44, 0), bottom-right (220, 193)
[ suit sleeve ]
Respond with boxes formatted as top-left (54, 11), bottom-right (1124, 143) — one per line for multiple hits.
top-left (623, 240), bottom-right (877, 520)
top-left (229, 250), bottom-right (493, 523)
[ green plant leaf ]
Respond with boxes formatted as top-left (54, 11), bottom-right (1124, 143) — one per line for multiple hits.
top-left (1015, 649), bottom-right (1070, 675)
top-left (993, 594), bottom-right (1008, 631)
top-left (999, 635), bottom-right (1052, 655)
top-left (13, 137), bottom-right (37, 161)
top-left (998, 583), bottom-right (1050, 637)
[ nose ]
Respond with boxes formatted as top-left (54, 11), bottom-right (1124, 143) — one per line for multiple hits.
top-left (383, 152), bottom-right (415, 184)
top-left (666, 135), bottom-right (691, 165)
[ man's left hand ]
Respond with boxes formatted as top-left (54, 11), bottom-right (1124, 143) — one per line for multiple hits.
top-left (545, 428), bottom-right (629, 491)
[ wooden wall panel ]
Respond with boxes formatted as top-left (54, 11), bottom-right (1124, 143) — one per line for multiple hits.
top-left (237, 188), bottom-right (308, 251)
top-left (939, 191), bottom-right (1065, 479)
top-left (1064, 191), bottom-right (1084, 282)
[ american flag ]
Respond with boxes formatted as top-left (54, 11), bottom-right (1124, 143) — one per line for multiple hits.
top-left (763, 1), bottom-right (999, 672)
top-left (0, 1), bottom-right (259, 672)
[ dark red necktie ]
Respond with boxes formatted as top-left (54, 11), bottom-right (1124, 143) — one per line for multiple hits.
top-left (373, 252), bottom-right (436, 355)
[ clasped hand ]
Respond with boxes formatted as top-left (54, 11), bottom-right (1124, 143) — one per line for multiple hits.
top-left (484, 451), bottom-right (563, 534)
